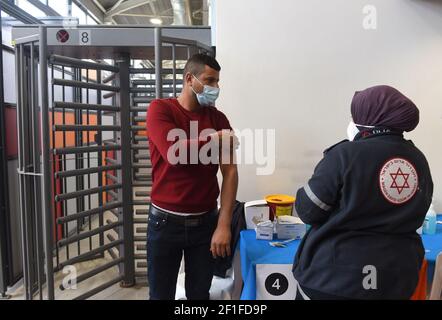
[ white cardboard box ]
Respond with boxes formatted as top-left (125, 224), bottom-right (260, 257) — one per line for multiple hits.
top-left (276, 216), bottom-right (306, 240)
top-left (245, 200), bottom-right (270, 230)
top-left (255, 221), bottom-right (274, 240)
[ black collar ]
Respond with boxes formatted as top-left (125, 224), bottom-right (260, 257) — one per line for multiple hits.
top-left (354, 127), bottom-right (403, 141)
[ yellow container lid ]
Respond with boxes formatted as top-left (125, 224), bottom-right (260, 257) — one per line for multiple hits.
top-left (265, 194), bottom-right (296, 205)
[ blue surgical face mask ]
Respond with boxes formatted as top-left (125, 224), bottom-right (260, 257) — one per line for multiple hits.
top-left (191, 74), bottom-right (220, 107)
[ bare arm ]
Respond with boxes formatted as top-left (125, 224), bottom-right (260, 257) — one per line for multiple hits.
top-left (210, 134), bottom-right (239, 258)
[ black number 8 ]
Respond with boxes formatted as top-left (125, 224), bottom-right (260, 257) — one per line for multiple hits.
top-left (81, 32), bottom-right (89, 44)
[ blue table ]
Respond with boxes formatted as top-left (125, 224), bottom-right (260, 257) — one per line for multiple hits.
top-left (240, 215), bottom-right (442, 300)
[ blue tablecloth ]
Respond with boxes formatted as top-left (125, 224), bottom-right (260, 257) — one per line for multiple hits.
top-left (240, 215), bottom-right (442, 300)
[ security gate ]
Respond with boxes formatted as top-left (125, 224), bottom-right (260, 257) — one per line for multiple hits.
top-left (13, 25), bottom-right (214, 300)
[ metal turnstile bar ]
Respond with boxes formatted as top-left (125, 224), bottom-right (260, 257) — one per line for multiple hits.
top-left (135, 209), bottom-right (149, 215)
top-left (107, 190), bottom-right (118, 200)
top-left (53, 144), bottom-right (121, 155)
top-left (132, 181), bottom-right (152, 187)
top-left (133, 200), bottom-right (151, 206)
top-left (133, 136), bottom-right (148, 142)
top-left (131, 125), bottom-right (146, 131)
top-left (58, 240), bottom-right (123, 269)
top-left (135, 191), bottom-right (150, 197)
top-left (103, 92), bottom-right (117, 99)
top-left (106, 233), bottom-right (117, 244)
top-left (136, 244), bottom-right (146, 251)
top-left (49, 55), bottom-right (119, 73)
top-left (57, 201), bottom-right (122, 224)
top-left (55, 183), bottom-right (122, 202)
top-left (161, 35), bottom-right (214, 53)
top-left (131, 145), bottom-right (148, 150)
top-left (133, 97), bottom-right (154, 104)
top-left (103, 73), bottom-right (117, 84)
top-left (132, 163), bottom-right (152, 169)
top-left (129, 68), bottom-right (183, 75)
top-left (130, 87), bottom-right (176, 94)
top-left (107, 248), bottom-right (118, 261)
top-left (133, 218), bottom-right (148, 224)
top-left (132, 79), bottom-right (183, 86)
top-left (134, 154), bottom-right (150, 160)
top-left (53, 125), bottom-right (121, 132)
top-left (55, 164), bottom-right (122, 178)
top-left (60, 257), bottom-right (124, 291)
top-left (109, 209), bottom-right (119, 219)
top-left (135, 272), bottom-right (147, 278)
top-left (105, 173), bottom-right (118, 184)
top-left (53, 79), bottom-right (120, 92)
top-left (130, 106), bottom-right (149, 112)
top-left (105, 157), bottom-right (118, 165)
top-left (57, 221), bottom-right (123, 247)
top-left (73, 276), bottom-right (125, 301)
top-left (53, 101), bottom-right (120, 112)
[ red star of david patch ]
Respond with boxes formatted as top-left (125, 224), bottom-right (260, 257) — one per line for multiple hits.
top-left (379, 158), bottom-right (418, 205)
top-left (389, 167), bottom-right (410, 194)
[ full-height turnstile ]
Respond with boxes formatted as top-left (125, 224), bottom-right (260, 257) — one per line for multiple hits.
top-left (12, 25), bottom-right (214, 300)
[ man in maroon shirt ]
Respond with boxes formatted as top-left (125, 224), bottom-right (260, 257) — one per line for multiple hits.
top-left (146, 54), bottom-right (238, 300)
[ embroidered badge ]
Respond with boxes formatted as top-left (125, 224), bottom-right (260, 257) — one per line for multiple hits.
top-left (379, 158), bottom-right (418, 204)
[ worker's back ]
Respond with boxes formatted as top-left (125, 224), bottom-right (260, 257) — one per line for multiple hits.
top-left (293, 130), bottom-right (433, 299)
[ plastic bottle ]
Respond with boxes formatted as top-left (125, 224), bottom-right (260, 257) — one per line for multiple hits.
top-left (423, 204), bottom-right (437, 235)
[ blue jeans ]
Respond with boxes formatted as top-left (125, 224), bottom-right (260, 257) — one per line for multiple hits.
top-left (146, 205), bottom-right (218, 300)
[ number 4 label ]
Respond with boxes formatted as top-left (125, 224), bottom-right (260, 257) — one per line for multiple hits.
top-left (272, 278), bottom-right (281, 290)
top-left (79, 30), bottom-right (91, 45)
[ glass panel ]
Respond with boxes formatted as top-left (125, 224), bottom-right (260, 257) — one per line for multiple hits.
top-left (71, 2), bottom-right (87, 25)
top-left (15, 0), bottom-right (46, 17)
top-left (86, 15), bottom-right (98, 25)
top-left (48, 0), bottom-right (69, 16)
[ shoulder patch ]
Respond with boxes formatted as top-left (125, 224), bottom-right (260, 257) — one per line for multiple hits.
top-left (323, 139), bottom-right (349, 155)
top-left (379, 158), bottom-right (419, 205)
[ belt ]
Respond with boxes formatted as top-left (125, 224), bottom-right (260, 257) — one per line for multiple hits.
top-left (149, 205), bottom-right (217, 227)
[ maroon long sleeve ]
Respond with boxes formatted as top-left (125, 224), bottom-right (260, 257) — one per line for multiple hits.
top-left (147, 98), bottom-right (232, 213)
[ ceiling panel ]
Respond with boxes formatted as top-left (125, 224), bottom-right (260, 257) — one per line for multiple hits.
top-left (89, 0), bottom-right (206, 25)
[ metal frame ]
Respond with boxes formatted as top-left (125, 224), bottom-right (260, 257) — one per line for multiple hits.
top-left (14, 26), bottom-right (214, 299)
top-left (0, 4), bottom-right (12, 299)
top-left (0, 0), bottom-right (42, 24)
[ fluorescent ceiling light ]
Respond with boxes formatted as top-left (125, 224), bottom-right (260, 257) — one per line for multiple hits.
top-left (150, 18), bottom-right (162, 25)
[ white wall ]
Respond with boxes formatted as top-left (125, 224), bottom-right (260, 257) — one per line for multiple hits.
top-left (216, 0), bottom-right (442, 210)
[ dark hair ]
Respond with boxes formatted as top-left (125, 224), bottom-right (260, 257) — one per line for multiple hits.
top-left (183, 54), bottom-right (221, 77)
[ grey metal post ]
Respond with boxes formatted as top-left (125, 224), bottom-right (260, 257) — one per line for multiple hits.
top-left (16, 44), bottom-right (30, 300)
top-left (172, 44), bottom-right (177, 97)
top-left (0, 5), bottom-right (11, 298)
top-left (30, 41), bottom-right (44, 299)
top-left (39, 27), bottom-right (55, 300)
top-left (154, 27), bottom-right (163, 99)
top-left (97, 71), bottom-right (105, 249)
top-left (117, 54), bottom-right (135, 287)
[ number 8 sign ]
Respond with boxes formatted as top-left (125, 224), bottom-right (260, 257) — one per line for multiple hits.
top-left (256, 264), bottom-right (296, 300)
top-left (79, 30), bottom-right (91, 46)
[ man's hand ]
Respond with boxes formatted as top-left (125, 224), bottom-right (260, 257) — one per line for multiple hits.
top-left (210, 224), bottom-right (231, 259)
top-left (210, 130), bottom-right (240, 151)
